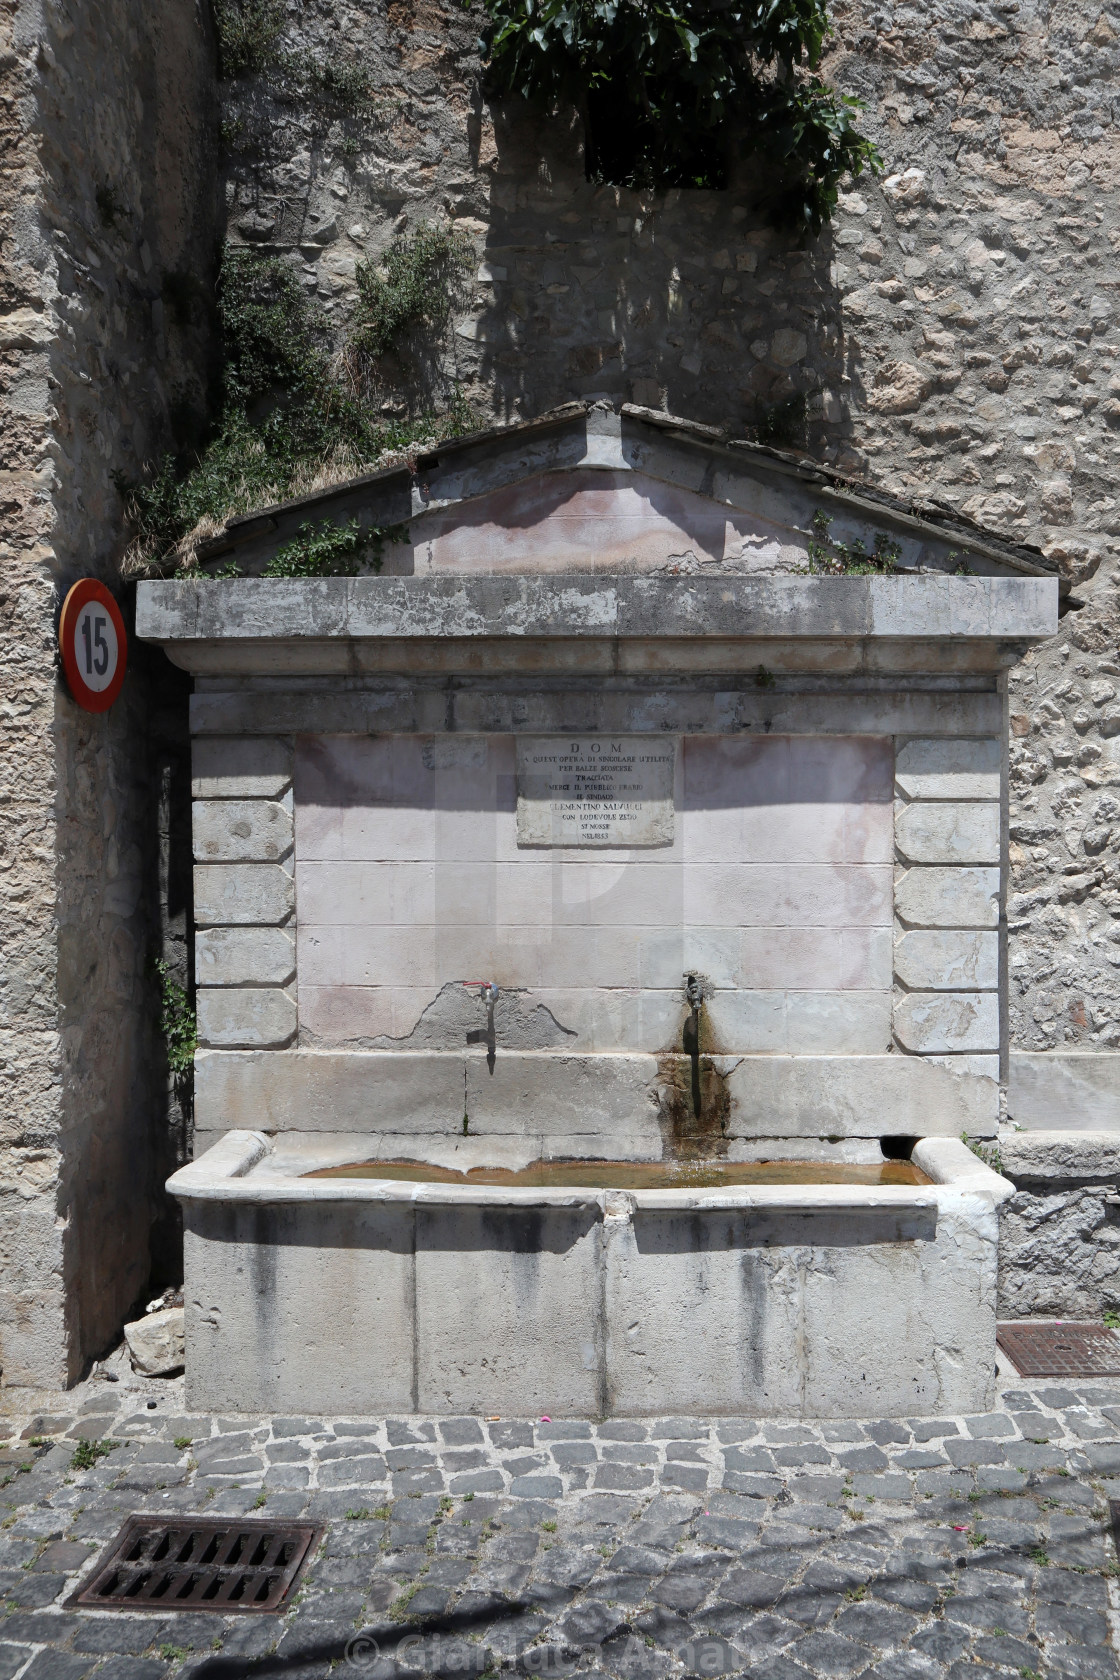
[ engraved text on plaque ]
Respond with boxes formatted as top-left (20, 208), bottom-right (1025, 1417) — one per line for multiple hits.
top-left (516, 736), bottom-right (676, 847)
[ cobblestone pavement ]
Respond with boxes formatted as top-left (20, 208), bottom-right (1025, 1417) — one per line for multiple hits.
top-left (0, 1371), bottom-right (1116, 1680)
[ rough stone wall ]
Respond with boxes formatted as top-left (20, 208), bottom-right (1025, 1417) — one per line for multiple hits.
top-left (999, 1133), bottom-right (1120, 1316)
top-left (221, 1), bottom-right (1120, 1071)
top-left (0, 0), bottom-right (214, 1384)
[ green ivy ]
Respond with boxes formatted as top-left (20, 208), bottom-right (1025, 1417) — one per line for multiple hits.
top-left (807, 510), bottom-right (900, 575)
top-left (353, 223), bottom-right (474, 362)
top-left (263, 516), bottom-right (410, 578)
top-left (154, 959), bottom-right (197, 1081)
top-left (473, 0), bottom-right (879, 231)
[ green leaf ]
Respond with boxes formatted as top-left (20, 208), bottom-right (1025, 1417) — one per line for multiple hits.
top-left (473, 0), bottom-right (877, 219)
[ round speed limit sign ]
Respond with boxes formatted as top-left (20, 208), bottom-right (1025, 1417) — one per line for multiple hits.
top-left (59, 579), bottom-right (128, 712)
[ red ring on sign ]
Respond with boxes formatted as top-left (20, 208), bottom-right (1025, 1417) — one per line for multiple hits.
top-left (59, 579), bottom-right (128, 713)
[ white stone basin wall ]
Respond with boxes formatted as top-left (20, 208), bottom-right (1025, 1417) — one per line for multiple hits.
top-left (138, 521), bottom-right (1058, 1412)
top-left (170, 1131), bottom-right (1012, 1419)
top-left (189, 719), bottom-right (1007, 1154)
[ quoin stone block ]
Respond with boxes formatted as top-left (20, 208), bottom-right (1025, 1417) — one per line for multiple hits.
top-left (893, 930), bottom-right (999, 991)
top-left (895, 866), bottom-right (1000, 929)
top-left (193, 798), bottom-right (294, 863)
top-left (895, 737), bottom-right (1001, 801)
top-left (193, 864), bottom-right (295, 927)
top-left (894, 802), bottom-right (1000, 866)
top-left (196, 987), bottom-right (297, 1049)
top-left (191, 735), bottom-right (293, 799)
top-left (195, 927), bottom-right (296, 987)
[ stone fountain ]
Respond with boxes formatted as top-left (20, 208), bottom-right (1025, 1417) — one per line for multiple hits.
top-left (137, 404), bottom-right (1058, 1416)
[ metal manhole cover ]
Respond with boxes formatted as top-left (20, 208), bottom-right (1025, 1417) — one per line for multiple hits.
top-left (67, 1516), bottom-right (322, 1613)
top-left (996, 1320), bottom-right (1120, 1377)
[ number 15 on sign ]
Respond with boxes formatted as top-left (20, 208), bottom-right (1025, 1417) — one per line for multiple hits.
top-left (59, 579), bottom-right (128, 712)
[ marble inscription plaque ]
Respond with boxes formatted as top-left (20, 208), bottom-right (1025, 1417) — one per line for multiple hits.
top-left (516, 736), bottom-right (675, 847)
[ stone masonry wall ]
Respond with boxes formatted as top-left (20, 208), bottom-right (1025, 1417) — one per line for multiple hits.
top-left (999, 1132), bottom-right (1120, 1316)
top-left (0, 0), bottom-right (214, 1383)
top-left (219, 0), bottom-right (1120, 1072)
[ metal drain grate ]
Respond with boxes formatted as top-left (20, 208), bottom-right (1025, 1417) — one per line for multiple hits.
top-left (996, 1320), bottom-right (1120, 1377)
top-left (67, 1516), bottom-right (322, 1613)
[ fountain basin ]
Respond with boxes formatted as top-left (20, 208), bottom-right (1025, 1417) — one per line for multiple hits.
top-left (169, 1131), bottom-right (1012, 1418)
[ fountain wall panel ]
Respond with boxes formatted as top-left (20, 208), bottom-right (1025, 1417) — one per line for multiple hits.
top-left (294, 732), bottom-right (894, 1055)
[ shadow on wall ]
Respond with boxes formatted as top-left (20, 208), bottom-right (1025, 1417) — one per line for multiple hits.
top-left (469, 100), bottom-right (864, 448)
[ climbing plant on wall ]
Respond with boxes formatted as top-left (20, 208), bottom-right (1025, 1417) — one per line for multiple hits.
top-left (117, 239), bottom-right (472, 572)
top-left (473, 0), bottom-right (879, 232)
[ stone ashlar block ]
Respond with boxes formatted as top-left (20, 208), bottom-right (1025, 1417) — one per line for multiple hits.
top-left (895, 737), bottom-right (1000, 801)
top-left (194, 1049), bottom-right (467, 1133)
top-left (1008, 1051), bottom-right (1120, 1133)
top-left (183, 1201), bottom-right (415, 1413)
top-left (190, 686), bottom-right (1006, 741)
top-left (193, 864), bottom-right (295, 927)
top-left (998, 1130), bottom-right (1120, 1182)
top-left (893, 930), bottom-right (998, 991)
top-left (894, 801), bottom-right (999, 866)
top-left (192, 735), bottom-right (293, 799)
top-left (465, 1053), bottom-right (663, 1138)
top-left (895, 866), bottom-right (999, 928)
top-left (195, 988), bottom-right (297, 1050)
top-left (414, 1204), bottom-right (603, 1415)
top-left (704, 989), bottom-right (891, 1055)
top-left (893, 992), bottom-right (999, 1055)
top-left (926, 1052), bottom-right (999, 1084)
top-left (193, 798), bottom-right (293, 863)
top-left (195, 927), bottom-right (296, 988)
top-left (193, 1046), bottom-right (1003, 1142)
top-left (724, 1053), bottom-right (997, 1137)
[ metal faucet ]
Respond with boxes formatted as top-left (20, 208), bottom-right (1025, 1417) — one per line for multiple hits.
top-left (464, 981), bottom-right (499, 1072)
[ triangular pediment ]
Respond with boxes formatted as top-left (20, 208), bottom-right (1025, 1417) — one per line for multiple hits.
top-left (404, 466), bottom-right (796, 576)
top-left (199, 402), bottom-right (1057, 585)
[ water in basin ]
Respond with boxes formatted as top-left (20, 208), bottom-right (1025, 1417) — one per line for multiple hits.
top-left (303, 1158), bottom-right (932, 1188)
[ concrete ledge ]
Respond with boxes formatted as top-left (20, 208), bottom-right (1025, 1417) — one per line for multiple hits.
top-left (195, 1049), bottom-right (1000, 1143)
top-left (1008, 1052), bottom-right (1120, 1131)
top-left (190, 686), bottom-right (1005, 740)
top-left (726, 1054), bottom-right (998, 1137)
top-left (195, 1049), bottom-right (467, 1135)
top-left (999, 1129), bottom-right (1120, 1181)
top-left (137, 574), bottom-right (1058, 677)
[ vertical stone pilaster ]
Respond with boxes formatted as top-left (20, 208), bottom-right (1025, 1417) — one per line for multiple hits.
top-left (892, 737), bottom-right (1002, 1130)
top-left (192, 737), bottom-right (298, 1059)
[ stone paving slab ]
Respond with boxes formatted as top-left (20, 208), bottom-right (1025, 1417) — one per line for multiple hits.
top-left (0, 1377), bottom-right (1115, 1678)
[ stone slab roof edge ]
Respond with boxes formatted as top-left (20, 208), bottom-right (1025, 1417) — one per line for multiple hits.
top-left (135, 571), bottom-right (1058, 648)
top-left (194, 400), bottom-right (1061, 586)
top-left (194, 403), bottom-right (593, 561)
